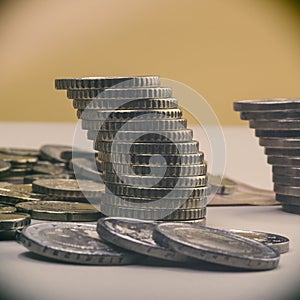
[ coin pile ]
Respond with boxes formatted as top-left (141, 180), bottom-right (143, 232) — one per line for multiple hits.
top-left (234, 98), bottom-right (300, 214)
top-left (55, 76), bottom-right (209, 222)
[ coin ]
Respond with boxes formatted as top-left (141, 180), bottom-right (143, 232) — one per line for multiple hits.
top-left (259, 137), bottom-right (300, 148)
top-left (265, 148), bottom-right (300, 156)
top-left (250, 120), bottom-right (300, 130)
top-left (23, 173), bottom-right (74, 184)
top-left (0, 147), bottom-right (40, 157)
top-left (228, 229), bottom-right (289, 254)
top-left (103, 173), bottom-right (207, 188)
top-left (282, 204), bottom-right (300, 214)
top-left (100, 194), bottom-right (207, 209)
top-left (0, 153), bottom-right (37, 165)
top-left (32, 179), bottom-right (105, 198)
top-left (255, 130), bottom-right (300, 138)
top-left (240, 110), bottom-right (300, 120)
top-left (0, 186), bottom-right (40, 205)
top-left (268, 156), bottom-right (300, 167)
top-left (70, 158), bottom-right (102, 182)
top-left (276, 194), bottom-right (300, 205)
top-left (274, 184), bottom-right (300, 197)
top-left (0, 160), bottom-right (11, 176)
top-left (0, 213), bottom-right (31, 232)
top-left (16, 201), bottom-right (103, 221)
top-left (105, 183), bottom-right (209, 199)
top-left (91, 130), bottom-right (193, 143)
top-left (94, 140), bottom-right (199, 154)
top-left (96, 217), bottom-right (193, 262)
top-left (82, 118), bottom-right (187, 131)
top-left (32, 162), bottom-right (66, 175)
top-left (55, 76), bottom-right (160, 89)
top-left (272, 166), bottom-right (300, 177)
top-left (101, 203), bottom-right (206, 221)
top-left (78, 108), bottom-right (182, 120)
top-left (67, 87), bottom-right (172, 100)
top-left (100, 161), bottom-right (207, 176)
top-left (0, 204), bottom-right (16, 214)
top-left (234, 98), bottom-right (300, 111)
top-left (40, 145), bottom-right (72, 163)
top-left (18, 222), bottom-right (137, 265)
top-left (153, 223), bottom-right (280, 270)
top-left (73, 98), bottom-right (178, 110)
top-left (273, 174), bottom-right (300, 186)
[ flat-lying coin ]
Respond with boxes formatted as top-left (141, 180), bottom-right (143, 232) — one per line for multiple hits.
top-left (255, 130), bottom-right (300, 138)
top-left (274, 184), bottom-right (300, 197)
top-left (153, 223), bottom-right (280, 270)
top-left (228, 229), bottom-right (289, 254)
top-left (0, 186), bottom-right (40, 205)
top-left (83, 118), bottom-right (187, 131)
top-left (95, 140), bottom-right (199, 154)
top-left (32, 179), bottom-right (105, 198)
top-left (73, 98), bottom-right (178, 110)
top-left (79, 108), bottom-right (182, 120)
top-left (32, 162), bottom-right (66, 175)
top-left (259, 137), bottom-right (300, 148)
top-left (67, 87), bottom-right (172, 99)
top-left (23, 173), bottom-right (74, 184)
top-left (0, 148), bottom-right (40, 157)
top-left (234, 98), bottom-right (300, 111)
top-left (16, 201), bottom-right (103, 221)
top-left (0, 213), bottom-right (31, 232)
top-left (40, 145), bottom-right (72, 163)
top-left (273, 166), bottom-right (300, 177)
top-left (18, 222), bottom-right (137, 265)
top-left (0, 153), bottom-right (37, 165)
top-left (241, 110), bottom-right (300, 120)
top-left (97, 217), bottom-right (193, 262)
top-left (0, 204), bottom-right (16, 214)
top-left (268, 156), bottom-right (300, 167)
top-left (0, 160), bottom-right (11, 176)
top-left (55, 76), bottom-right (160, 89)
top-left (101, 204), bottom-right (206, 221)
top-left (250, 120), bottom-right (300, 130)
top-left (273, 174), bottom-right (300, 186)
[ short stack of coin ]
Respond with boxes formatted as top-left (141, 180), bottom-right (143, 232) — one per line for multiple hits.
top-left (234, 98), bottom-right (300, 214)
top-left (55, 76), bottom-right (209, 222)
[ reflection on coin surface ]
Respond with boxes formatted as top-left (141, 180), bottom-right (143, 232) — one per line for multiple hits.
top-left (19, 222), bottom-right (137, 265)
top-left (16, 201), bottom-right (103, 221)
top-left (228, 229), bottom-right (289, 254)
top-left (153, 223), bottom-right (280, 270)
top-left (97, 217), bottom-right (192, 262)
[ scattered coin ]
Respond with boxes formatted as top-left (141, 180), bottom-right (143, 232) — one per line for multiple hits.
top-left (32, 162), bottom-right (66, 175)
top-left (0, 153), bottom-right (37, 166)
top-left (18, 222), bottom-right (138, 265)
top-left (0, 204), bottom-right (16, 214)
top-left (228, 229), bottom-right (289, 254)
top-left (40, 145), bottom-right (72, 163)
top-left (23, 173), bottom-right (74, 184)
top-left (0, 160), bottom-right (11, 176)
top-left (16, 201), bottom-right (103, 221)
top-left (0, 147), bottom-right (40, 157)
top-left (0, 213), bottom-right (31, 232)
top-left (153, 223), bottom-right (280, 270)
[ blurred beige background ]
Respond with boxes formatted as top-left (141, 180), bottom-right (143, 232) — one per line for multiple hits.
top-left (0, 0), bottom-right (299, 124)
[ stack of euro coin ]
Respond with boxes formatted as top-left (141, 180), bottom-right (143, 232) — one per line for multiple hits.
top-left (55, 76), bottom-right (210, 222)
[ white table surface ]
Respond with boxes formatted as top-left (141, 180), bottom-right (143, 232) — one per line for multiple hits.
top-left (0, 123), bottom-right (299, 300)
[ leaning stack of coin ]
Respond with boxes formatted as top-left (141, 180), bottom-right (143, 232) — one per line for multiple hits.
top-left (234, 98), bottom-right (300, 214)
top-left (55, 76), bottom-right (210, 222)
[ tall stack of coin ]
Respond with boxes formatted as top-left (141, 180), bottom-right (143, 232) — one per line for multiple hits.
top-left (55, 76), bottom-right (209, 222)
top-left (234, 98), bottom-right (300, 214)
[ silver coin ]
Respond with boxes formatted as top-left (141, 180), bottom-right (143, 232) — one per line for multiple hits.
top-left (0, 213), bottom-right (31, 232)
top-left (241, 110), bottom-right (300, 120)
top-left (83, 118), bottom-right (187, 131)
top-left (282, 204), bottom-right (300, 214)
top-left (0, 160), bottom-right (11, 175)
top-left (228, 229), bottom-right (289, 254)
top-left (16, 201), bottom-right (103, 221)
top-left (276, 194), bottom-right (300, 205)
top-left (70, 158), bottom-right (101, 182)
top-left (79, 108), bottom-right (182, 120)
top-left (153, 223), bottom-right (280, 270)
top-left (95, 140), bottom-right (199, 154)
top-left (55, 76), bottom-right (160, 89)
top-left (97, 217), bottom-right (194, 262)
top-left (234, 98), bottom-right (300, 111)
top-left (18, 222), bottom-right (137, 265)
top-left (274, 184), bottom-right (300, 197)
top-left (268, 156), bottom-right (300, 167)
top-left (67, 87), bottom-right (172, 100)
top-left (273, 174), bottom-right (300, 186)
top-left (250, 120), bottom-right (300, 130)
top-left (259, 137), bottom-right (300, 148)
top-left (73, 98), bottom-right (178, 110)
top-left (40, 145), bottom-right (72, 163)
top-left (273, 165), bottom-right (300, 177)
top-left (265, 148), bottom-right (300, 156)
top-left (255, 130), bottom-right (300, 138)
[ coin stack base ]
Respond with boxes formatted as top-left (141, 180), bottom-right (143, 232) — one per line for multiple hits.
top-left (234, 98), bottom-right (300, 214)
